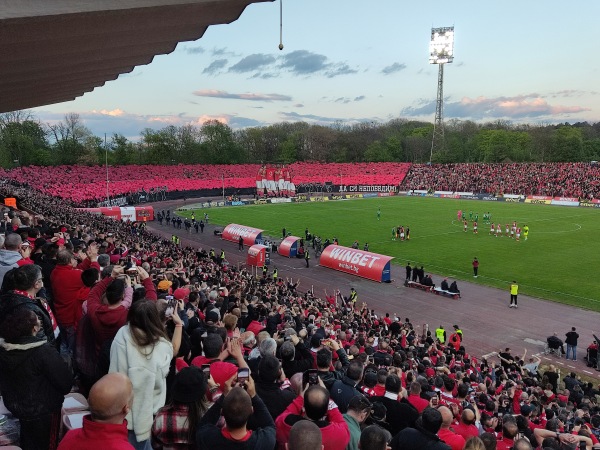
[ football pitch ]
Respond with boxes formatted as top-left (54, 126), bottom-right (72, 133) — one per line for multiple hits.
top-left (179, 197), bottom-right (600, 310)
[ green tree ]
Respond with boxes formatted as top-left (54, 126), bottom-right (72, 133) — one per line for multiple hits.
top-left (550, 125), bottom-right (583, 161)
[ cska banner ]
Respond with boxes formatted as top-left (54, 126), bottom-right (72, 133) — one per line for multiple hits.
top-left (221, 223), bottom-right (264, 247)
top-left (319, 245), bottom-right (394, 283)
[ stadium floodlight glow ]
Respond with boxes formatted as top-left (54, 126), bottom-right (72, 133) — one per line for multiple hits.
top-left (429, 26), bottom-right (454, 64)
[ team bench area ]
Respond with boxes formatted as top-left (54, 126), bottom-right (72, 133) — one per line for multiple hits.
top-left (405, 280), bottom-right (433, 292)
top-left (433, 287), bottom-right (461, 300)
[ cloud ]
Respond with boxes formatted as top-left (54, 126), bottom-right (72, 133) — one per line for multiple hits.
top-left (279, 111), bottom-right (344, 124)
top-left (335, 97), bottom-right (350, 104)
top-left (92, 108), bottom-right (125, 117)
top-left (325, 63), bottom-right (358, 78)
top-left (185, 46), bottom-right (205, 55)
top-left (280, 50), bottom-right (328, 75)
top-left (401, 94), bottom-right (591, 120)
top-left (294, 104), bottom-right (304, 108)
top-left (354, 95), bottom-right (365, 102)
top-left (229, 54), bottom-right (276, 73)
top-left (193, 89), bottom-right (292, 102)
top-left (381, 62), bottom-right (407, 75)
top-left (202, 59), bottom-right (228, 75)
top-left (211, 47), bottom-right (238, 57)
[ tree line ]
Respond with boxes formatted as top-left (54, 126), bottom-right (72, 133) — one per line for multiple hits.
top-left (0, 110), bottom-right (599, 168)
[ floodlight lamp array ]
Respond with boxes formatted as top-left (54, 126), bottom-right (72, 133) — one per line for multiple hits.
top-left (429, 26), bottom-right (454, 64)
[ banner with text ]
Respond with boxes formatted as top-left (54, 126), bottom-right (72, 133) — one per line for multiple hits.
top-left (525, 196), bottom-right (553, 205)
top-left (319, 245), bottom-right (394, 283)
top-left (222, 224), bottom-right (264, 247)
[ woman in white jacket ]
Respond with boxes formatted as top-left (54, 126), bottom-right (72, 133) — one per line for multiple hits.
top-left (110, 299), bottom-right (182, 450)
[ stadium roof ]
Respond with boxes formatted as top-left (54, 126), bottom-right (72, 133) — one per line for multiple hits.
top-left (0, 0), bottom-right (272, 113)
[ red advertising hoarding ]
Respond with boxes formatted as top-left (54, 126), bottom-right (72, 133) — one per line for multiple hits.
top-left (319, 245), bottom-right (394, 283)
top-left (278, 236), bottom-right (301, 258)
top-left (221, 224), bottom-right (264, 247)
top-left (247, 244), bottom-right (268, 267)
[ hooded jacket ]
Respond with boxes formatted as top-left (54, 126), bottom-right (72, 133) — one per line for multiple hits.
top-left (0, 291), bottom-right (57, 345)
top-left (0, 249), bottom-right (21, 288)
top-left (0, 336), bottom-right (72, 419)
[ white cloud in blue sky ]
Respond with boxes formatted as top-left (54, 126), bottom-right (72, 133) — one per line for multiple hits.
top-left (32, 0), bottom-right (600, 139)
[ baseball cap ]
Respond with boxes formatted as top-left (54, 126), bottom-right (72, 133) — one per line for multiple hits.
top-left (205, 310), bottom-right (220, 324)
top-left (174, 288), bottom-right (190, 300)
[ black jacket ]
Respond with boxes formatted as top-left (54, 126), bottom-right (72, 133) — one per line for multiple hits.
top-left (254, 380), bottom-right (296, 419)
top-left (197, 394), bottom-right (275, 450)
top-left (0, 291), bottom-right (56, 345)
top-left (0, 336), bottom-right (72, 419)
top-left (329, 376), bottom-right (361, 413)
top-left (282, 342), bottom-right (314, 379)
top-left (391, 425), bottom-right (450, 450)
top-left (371, 394), bottom-right (419, 436)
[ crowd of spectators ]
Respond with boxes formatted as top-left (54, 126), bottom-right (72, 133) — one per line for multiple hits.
top-left (402, 162), bottom-right (600, 200)
top-left (0, 183), bottom-right (599, 450)
top-left (0, 162), bottom-right (411, 206)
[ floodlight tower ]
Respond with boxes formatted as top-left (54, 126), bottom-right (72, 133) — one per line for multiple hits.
top-left (429, 26), bottom-right (454, 161)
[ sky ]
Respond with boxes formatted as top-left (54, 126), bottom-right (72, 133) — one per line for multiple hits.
top-left (32, 0), bottom-right (600, 140)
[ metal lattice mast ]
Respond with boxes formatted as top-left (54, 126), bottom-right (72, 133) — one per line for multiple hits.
top-left (430, 63), bottom-right (445, 160)
top-left (428, 26), bottom-right (454, 162)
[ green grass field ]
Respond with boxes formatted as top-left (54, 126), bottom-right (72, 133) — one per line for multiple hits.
top-left (178, 197), bottom-right (600, 310)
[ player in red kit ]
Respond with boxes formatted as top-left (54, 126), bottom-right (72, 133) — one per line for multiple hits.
top-left (490, 222), bottom-right (495, 235)
top-left (463, 220), bottom-right (468, 232)
top-left (473, 221), bottom-right (478, 234)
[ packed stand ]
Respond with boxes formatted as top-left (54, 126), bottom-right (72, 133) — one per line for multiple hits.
top-left (1, 162), bottom-right (411, 206)
top-left (1, 186), bottom-right (600, 450)
top-left (402, 162), bottom-right (600, 200)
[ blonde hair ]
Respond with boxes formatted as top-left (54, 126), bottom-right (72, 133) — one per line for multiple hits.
top-left (463, 436), bottom-right (486, 450)
top-left (223, 313), bottom-right (238, 331)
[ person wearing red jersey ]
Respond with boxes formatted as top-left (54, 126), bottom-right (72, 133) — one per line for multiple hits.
top-left (463, 220), bottom-right (468, 232)
top-left (473, 221), bottom-right (478, 234)
top-left (516, 227), bottom-right (521, 241)
top-left (496, 223), bottom-right (501, 237)
top-left (505, 224), bottom-right (510, 237)
top-left (489, 223), bottom-right (495, 235)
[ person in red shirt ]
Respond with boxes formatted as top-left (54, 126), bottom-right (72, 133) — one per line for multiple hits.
top-left (496, 419), bottom-right (519, 450)
top-left (437, 406), bottom-right (465, 450)
top-left (58, 373), bottom-right (134, 450)
top-left (407, 382), bottom-right (430, 413)
top-left (50, 247), bottom-right (100, 356)
top-left (452, 408), bottom-right (480, 441)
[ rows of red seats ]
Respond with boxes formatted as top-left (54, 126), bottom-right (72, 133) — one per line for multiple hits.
top-left (0, 162), bottom-right (412, 205)
top-left (401, 162), bottom-right (600, 199)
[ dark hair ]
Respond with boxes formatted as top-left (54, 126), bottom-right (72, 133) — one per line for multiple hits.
top-left (222, 387), bottom-right (252, 429)
top-left (106, 278), bottom-right (126, 305)
top-left (316, 347), bottom-right (332, 369)
top-left (384, 374), bottom-right (401, 394)
top-left (202, 333), bottom-right (224, 359)
top-left (304, 385), bottom-right (329, 421)
top-left (420, 407), bottom-right (443, 434)
top-left (127, 300), bottom-right (169, 352)
top-left (0, 307), bottom-right (38, 343)
top-left (258, 354), bottom-right (281, 383)
top-left (359, 425), bottom-right (389, 450)
top-left (346, 361), bottom-right (364, 382)
top-left (13, 264), bottom-right (42, 291)
top-left (81, 268), bottom-right (99, 288)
